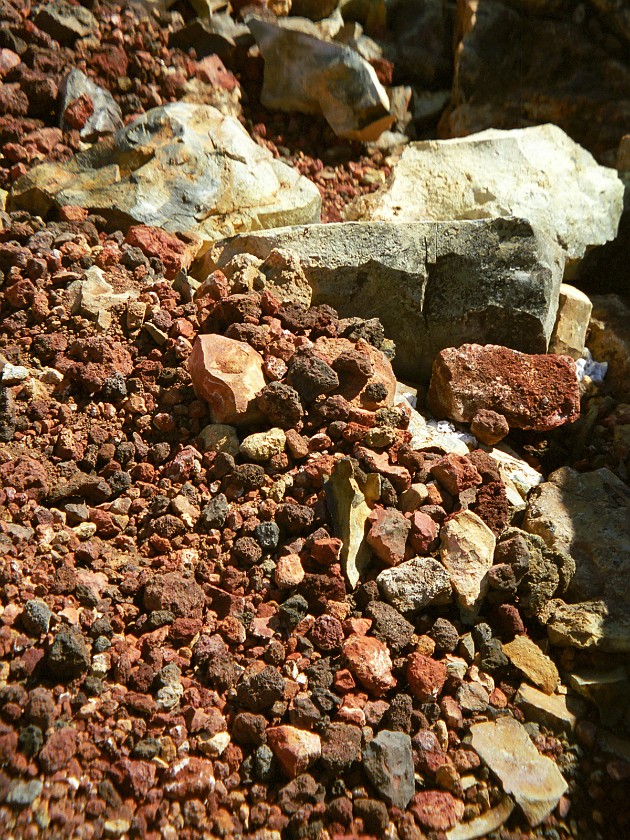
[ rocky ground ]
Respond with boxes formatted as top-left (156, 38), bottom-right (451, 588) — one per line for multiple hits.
top-left (1, 2), bottom-right (630, 840)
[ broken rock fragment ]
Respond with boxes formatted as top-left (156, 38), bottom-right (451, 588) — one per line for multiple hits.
top-left (470, 716), bottom-right (568, 826)
top-left (267, 726), bottom-right (321, 778)
top-left (362, 730), bottom-right (415, 809)
top-left (440, 510), bottom-right (495, 613)
top-left (247, 17), bottom-right (392, 141)
top-left (429, 344), bottom-right (580, 432)
top-left (377, 557), bottom-right (452, 613)
top-left (59, 68), bottom-right (123, 141)
top-left (342, 634), bottom-right (396, 696)
top-left (189, 334), bottom-right (265, 426)
top-left (324, 458), bottom-right (372, 588)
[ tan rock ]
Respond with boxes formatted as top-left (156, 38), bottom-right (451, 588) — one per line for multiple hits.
top-left (440, 510), bottom-right (495, 611)
top-left (189, 334), bottom-right (265, 426)
top-left (470, 716), bottom-right (568, 826)
top-left (324, 458), bottom-right (372, 588)
top-left (502, 636), bottom-right (559, 694)
top-left (274, 554), bottom-right (305, 588)
top-left (198, 423), bottom-right (240, 456)
top-left (514, 683), bottom-right (577, 732)
top-left (549, 284), bottom-right (592, 359)
top-left (240, 427), bottom-right (286, 462)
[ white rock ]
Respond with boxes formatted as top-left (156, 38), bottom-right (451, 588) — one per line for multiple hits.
top-left (346, 124), bottom-right (624, 264)
top-left (440, 510), bottom-right (495, 612)
top-left (470, 716), bottom-right (568, 826)
top-left (549, 284), bottom-right (592, 359)
top-left (1, 364), bottom-right (29, 385)
top-left (377, 557), bottom-right (452, 613)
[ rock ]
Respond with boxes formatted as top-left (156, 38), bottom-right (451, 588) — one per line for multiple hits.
top-left (324, 458), bottom-right (372, 588)
top-left (267, 726), bottom-right (321, 778)
top-left (444, 0), bottom-right (630, 163)
top-left (47, 626), bottom-right (91, 681)
top-left (429, 344), bottom-right (580, 432)
top-left (502, 636), bottom-right (559, 694)
top-left (320, 722), bottom-right (362, 771)
top-left (236, 665), bottom-right (286, 712)
top-left (240, 427), bottom-right (286, 462)
top-left (256, 382), bottom-right (304, 429)
top-left (430, 453), bottom-right (482, 496)
top-left (470, 410), bottom-right (509, 446)
top-left (366, 506), bottom-right (410, 566)
top-left (35, 1), bottom-right (98, 43)
top-left (198, 424), bottom-right (240, 456)
top-left (362, 730), bottom-right (415, 809)
top-left (209, 219), bottom-right (565, 380)
top-left (514, 683), bottom-right (577, 733)
top-left (21, 600), bottom-right (53, 635)
top-left (189, 334), bottom-right (265, 426)
top-left (39, 727), bottom-right (77, 774)
top-left (566, 667), bottom-right (630, 728)
top-left (9, 104), bottom-right (321, 240)
top-left (259, 248), bottom-right (312, 307)
top-left (7, 779), bottom-right (43, 807)
top-left (445, 796), bottom-right (514, 840)
top-left (125, 225), bottom-right (199, 280)
top-left (163, 757), bottom-right (215, 799)
top-left (59, 69), bottom-right (123, 141)
top-left (347, 125), bottom-right (623, 265)
top-left (275, 554), bottom-right (305, 589)
top-left (377, 557), bottom-right (452, 613)
top-left (523, 467), bottom-right (630, 651)
top-left (549, 284), bottom-right (592, 360)
top-left (247, 17), bottom-right (392, 142)
top-left (469, 716), bottom-right (568, 826)
top-left (587, 295), bottom-right (630, 400)
top-left (71, 266), bottom-right (136, 329)
top-left (406, 653), bottom-right (447, 702)
top-left (365, 601), bottom-right (415, 655)
top-left (440, 511), bottom-right (496, 613)
top-left (410, 790), bottom-right (465, 832)
top-left (143, 573), bottom-right (205, 619)
top-left (342, 634), bottom-right (396, 696)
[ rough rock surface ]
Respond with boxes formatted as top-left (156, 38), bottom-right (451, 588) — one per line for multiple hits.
top-left (362, 730), bottom-right (415, 809)
top-left (428, 343), bottom-right (580, 431)
top-left (440, 510), bottom-right (496, 613)
top-left (59, 68), bottom-right (123, 141)
top-left (210, 219), bottom-right (565, 379)
top-left (9, 103), bottom-right (321, 240)
top-left (345, 125), bottom-right (623, 264)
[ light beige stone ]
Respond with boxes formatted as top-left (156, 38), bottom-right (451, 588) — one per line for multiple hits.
top-left (275, 554), bottom-right (305, 588)
top-left (324, 458), bottom-right (372, 588)
top-left (240, 427), bottom-right (286, 462)
top-left (549, 284), bottom-right (592, 359)
top-left (502, 636), bottom-right (559, 694)
top-left (514, 683), bottom-right (577, 732)
top-left (198, 423), bottom-right (240, 456)
top-left (470, 716), bottom-right (568, 826)
top-left (440, 510), bottom-right (495, 611)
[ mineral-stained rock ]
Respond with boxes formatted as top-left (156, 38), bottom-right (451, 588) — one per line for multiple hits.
top-left (440, 510), bottom-right (496, 612)
top-left (502, 636), bottom-right (559, 695)
top-left (443, 0), bottom-right (630, 163)
top-left (189, 334), bottom-right (265, 426)
top-left (324, 458), bottom-right (372, 588)
top-left (9, 103), bottom-right (321, 240)
top-left (247, 17), bottom-right (392, 141)
top-left (342, 634), bottom-right (396, 696)
top-left (469, 716), bottom-right (568, 826)
top-left (208, 219), bottom-right (565, 379)
top-left (346, 125), bottom-right (623, 265)
top-left (59, 68), bottom-right (123, 141)
top-left (366, 506), bottom-right (410, 566)
top-left (377, 557), bottom-right (452, 613)
top-left (523, 467), bottom-right (630, 651)
top-left (406, 653), bottom-right (447, 702)
top-left (239, 427), bottom-right (286, 462)
top-left (267, 726), bottom-right (321, 778)
top-left (410, 790), bottom-right (465, 832)
top-left (428, 344), bottom-right (580, 431)
top-left (362, 730), bottom-right (415, 809)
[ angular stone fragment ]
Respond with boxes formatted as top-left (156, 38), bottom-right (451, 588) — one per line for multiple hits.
top-left (198, 424), bottom-right (240, 456)
top-left (406, 653), bottom-right (447, 702)
top-left (189, 334), bottom-right (265, 426)
top-left (377, 557), bottom-right (452, 613)
top-left (267, 726), bottom-right (321, 778)
top-left (35, 2), bottom-right (98, 42)
top-left (347, 125), bottom-right (623, 264)
top-left (429, 344), bottom-right (580, 431)
top-left (502, 636), bottom-right (559, 695)
top-left (549, 284), bottom-right (592, 360)
top-left (9, 104), bottom-right (321, 240)
top-left (209, 219), bottom-right (565, 380)
top-left (514, 684), bottom-right (577, 733)
top-left (247, 17), bottom-right (392, 141)
top-left (59, 69), bottom-right (123, 141)
top-left (470, 716), bottom-right (568, 826)
top-left (366, 506), bottom-right (410, 566)
top-left (440, 511), bottom-right (495, 612)
top-left (445, 796), bottom-right (514, 840)
top-left (523, 467), bottom-right (630, 651)
top-left (362, 730), bottom-right (415, 809)
top-left (324, 458), bottom-right (372, 588)
top-left (342, 634), bottom-right (396, 696)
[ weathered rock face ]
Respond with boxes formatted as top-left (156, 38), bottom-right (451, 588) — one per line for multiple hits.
top-left (247, 17), bottom-right (393, 141)
top-left (59, 68), bottom-right (123, 141)
top-left (549, 284), bottom-right (592, 359)
top-left (470, 716), bottom-right (568, 826)
top-left (208, 219), bottom-right (565, 380)
top-left (9, 103), bottom-right (321, 240)
top-left (189, 334), bottom-right (266, 426)
top-left (523, 467), bottom-right (630, 651)
top-left (443, 0), bottom-right (630, 163)
top-left (439, 510), bottom-right (495, 613)
top-left (428, 344), bottom-right (580, 432)
top-left (346, 125), bottom-right (623, 265)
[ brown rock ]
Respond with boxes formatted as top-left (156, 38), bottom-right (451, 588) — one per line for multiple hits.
top-left (471, 409), bottom-right (510, 445)
top-left (406, 653), bottom-right (447, 702)
top-left (143, 573), bottom-right (206, 619)
top-left (430, 453), bottom-right (482, 496)
top-left (39, 727), bottom-right (77, 774)
top-left (342, 634), bottom-right (396, 696)
top-left (189, 334), bottom-right (266, 426)
top-left (428, 344), bottom-right (580, 431)
top-left (163, 757), bottom-right (215, 798)
top-left (366, 506), bottom-right (411, 566)
top-left (125, 225), bottom-right (198, 280)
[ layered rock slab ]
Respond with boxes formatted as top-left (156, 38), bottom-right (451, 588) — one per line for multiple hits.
top-left (208, 219), bottom-right (565, 380)
top-left (9, 103), bottom-right (321, 240)
top-left (345, 125), bottom-right (623, 264)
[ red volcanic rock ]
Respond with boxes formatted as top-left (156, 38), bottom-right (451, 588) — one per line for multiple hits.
top-left (189, 334), bottom-right (266, 426)
top-left (406, 653), bottom-right (447, 702)
top-left (125, 225), bottom-right (198, 280)
top-left (428, 344), bottom-right (580, 431)
top-left (267, 726), bottom-right (321, 778)
top-left (63, 94), bottom-right (94, 130)
top-left (366, 506), bottom-right (410, 566)
top-left (430, 453), bottom-right (482, 496)
top-left (342, 634), bottom-right (396, 696)
top-left (410, 790), bottom-right (465, 831)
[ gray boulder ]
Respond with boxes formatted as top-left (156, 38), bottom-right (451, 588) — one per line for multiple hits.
top-left (208, 218), bottom-right (564, 380)
top-left (345, 125), bottom-right (623, 266)
top-left (9, 103), bottom-right (321, 241)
